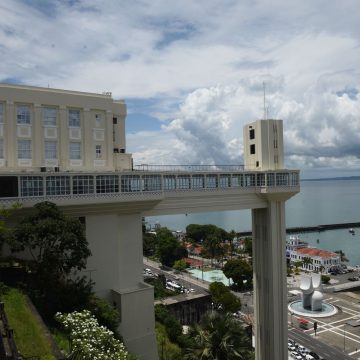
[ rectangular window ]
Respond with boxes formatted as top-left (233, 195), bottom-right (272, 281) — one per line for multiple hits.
top-left (73, 175), bottom-right (94, 194)
top-left (250, 144), bottom-right (256, 154)
top-left (70, 142), bottom-right (81, 159)
top-left (18, 140), bottom-right (31, 159)
top-left (95, 114), bottom-right (102, 127)
top-left (20, 176), bottom-right (43, 197)
top-left (68, 109), bottom-right (80, 127)
top-left (249, 128), bottom-right (255, 139)
top-left (0, 139), bottom-right (3, 158)
top-left (43, 107), bottom-right (57, 126)
top-left (46, 176), bottom-right (70, 196)
top-left (96, 175), bottom-right (119, 193)
top-left (17, 105), bottom-right (31, 125)
top-left (0, 103), bottom-right (3, 123)
top-left (45, 141), bottom-right (57, 159)
top-left (95, 144), bottom-right (102, 159)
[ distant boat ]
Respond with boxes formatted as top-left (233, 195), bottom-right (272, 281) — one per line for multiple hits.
top-left (349, 228), bottom-right (355, 235)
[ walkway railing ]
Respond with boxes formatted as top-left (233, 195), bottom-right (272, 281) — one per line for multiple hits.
top-left (0, 167), bottom-right (300, 203)
top-left (134, 164), bottom-right (245, 172)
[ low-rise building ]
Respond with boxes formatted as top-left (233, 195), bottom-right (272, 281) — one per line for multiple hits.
top-left (286, 235), bottom-right (340, 273)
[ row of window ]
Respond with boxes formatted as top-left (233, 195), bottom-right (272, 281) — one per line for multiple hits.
top-left (0, 139), bottom-right (103, 160)
top-left (14, 172), bottom-right (299, 198)
top-left (0, 103), bottom-right (103, 128)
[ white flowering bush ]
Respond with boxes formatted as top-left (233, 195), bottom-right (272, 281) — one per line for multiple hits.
top-left (55, 310), bottom-right (129, 360)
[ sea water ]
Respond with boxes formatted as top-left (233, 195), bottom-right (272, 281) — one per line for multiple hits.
top-left (146, 179), bottom-right (360, 265)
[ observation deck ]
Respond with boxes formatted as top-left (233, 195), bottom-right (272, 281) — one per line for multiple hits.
top-left (0, 165), bottom-right (299, 216)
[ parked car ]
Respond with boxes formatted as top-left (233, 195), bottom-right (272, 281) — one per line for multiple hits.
top-left (308, 351), bottom-right (319, 359)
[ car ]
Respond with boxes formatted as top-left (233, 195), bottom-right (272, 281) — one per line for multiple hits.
top-left (348, 276), bottom-right (359, 281)
top-left (308, 351), bottom-right (319, 359)
top-left (291, 352), bottom-right (302, 360)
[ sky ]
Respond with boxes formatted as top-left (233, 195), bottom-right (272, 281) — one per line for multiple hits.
top-left (1, 0), bottom-right (360, 179)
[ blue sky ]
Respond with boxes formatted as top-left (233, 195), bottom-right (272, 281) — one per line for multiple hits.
top-left (1, 0), bottom-right (360, 178)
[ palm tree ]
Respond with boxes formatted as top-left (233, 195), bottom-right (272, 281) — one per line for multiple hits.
top-left (302, 256), bottom-right (313, 271)
top-left (184, 311), bottom-right (252, 360)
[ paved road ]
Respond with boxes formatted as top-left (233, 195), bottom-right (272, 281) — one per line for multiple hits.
top-left (289, 327), bottom-right (354, 360)
top-left (143, 258), bottom-right (209, 294)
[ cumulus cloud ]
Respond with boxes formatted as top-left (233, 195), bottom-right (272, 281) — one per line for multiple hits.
top-left (1, 0), bottom-right (360, 177)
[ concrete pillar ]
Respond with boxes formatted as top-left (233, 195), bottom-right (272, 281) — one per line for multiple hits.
top-left (58, 106), bottom-right (68, 170)
top-left (252, 200), bottom-right (287, 360)
top-left (83, 108), bottom-right (92, 169)
top-left (33, 104), bottom-right (43, 168)
top-left (84, 213), bottom-right (158, 360)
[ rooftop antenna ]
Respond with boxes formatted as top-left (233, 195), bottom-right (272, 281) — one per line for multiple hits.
top-left (263, 81), bottom-right (266, 120)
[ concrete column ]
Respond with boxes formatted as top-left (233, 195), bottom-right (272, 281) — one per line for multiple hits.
top-left (58, 106), bottom-right (68, 170)
top-left (84, 213), bottom-right (158, 360)
top-left (105, 110), bottom-right (113, 169)
top-left (252, 200), bottom-right (287, 360)
top-left (83, 108), bottom-right (92, 169)
top-left (33, 104), bottom-right (43, 168)
top-left (6, 101), bottom-right (16, 168)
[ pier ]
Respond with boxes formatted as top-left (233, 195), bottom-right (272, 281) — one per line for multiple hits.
top-left (238, 222), bottom-right (360, 237)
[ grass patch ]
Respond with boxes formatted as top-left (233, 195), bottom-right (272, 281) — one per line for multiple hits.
top-left (52, 328), bottom-right (70, 354)
top-left (2, 288), bottom-right (57, 360)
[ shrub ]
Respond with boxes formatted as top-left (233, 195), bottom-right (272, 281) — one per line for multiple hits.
top-left (87, 295), bottom-right (120, 336)
top-left (56, 310), bottom-right (129, 360)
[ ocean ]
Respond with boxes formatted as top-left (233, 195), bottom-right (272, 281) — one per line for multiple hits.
top-left (146, 179), bottom-right (360, 266)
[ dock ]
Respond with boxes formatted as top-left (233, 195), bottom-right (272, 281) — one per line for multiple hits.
top-left (238, 222), bottom-right (360, 237)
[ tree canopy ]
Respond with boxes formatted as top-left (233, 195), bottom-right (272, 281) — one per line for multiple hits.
top-left (223, 259), bottom-right (253, 290)
top-left (209, 281), bottom-right (241, 314)
top-left (156, 228), bottom-right (187, 267)
top-left (186, 224), bottom-right (229, 243)
top-left (9, 201), bottom-right (91, 278)
top-left (184, 311), bottom-right (252, 360)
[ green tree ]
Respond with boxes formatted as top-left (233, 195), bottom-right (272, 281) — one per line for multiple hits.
top-left (335, 250), bottom-right (349, 262)
top-left (209, 281), bottom-right (241, 313)
top-left (302, 256), bottom-right (313, 270)
top-left (155, 304), bottom-right (183, 344)
top-left (143, 232), bottom-right (157, 256)
top-left (0, 203), bottom-right (21, 251)
top-left (173, 259), bottom-right (187, 272)
top-left (223, 259), bottom-right (253, 290)
top-left (9, 201), bottom-right (90, 278)
top-left (184, 311), bottom-right (252, 360)
top-left (294, 260), bottom-right (303, 274)
top-left (243, 237), bottom-right (252, 257)
top-left (156, 228), bottom-right (187, 267)
top-left (203, 234), bottom-right (224, 265)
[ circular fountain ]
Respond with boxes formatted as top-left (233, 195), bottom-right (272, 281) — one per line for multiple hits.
top-left (288, 273), bottom-right (337, 318)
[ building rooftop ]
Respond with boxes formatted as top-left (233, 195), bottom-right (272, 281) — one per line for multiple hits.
top-left (296, 247), bottom-right (338, 259)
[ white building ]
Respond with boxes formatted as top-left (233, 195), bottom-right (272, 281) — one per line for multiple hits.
top-left (286, 236), bottom-right (340, 273)
top-left (0, 83), bottom-right (132, 174)
top-left (0, 83), bottom-right (300, 360)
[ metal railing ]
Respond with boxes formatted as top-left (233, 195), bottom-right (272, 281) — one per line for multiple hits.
top-left (0, 168), bottom-right (300, 203)
top-left (133, 164), bottom-right (245, 172)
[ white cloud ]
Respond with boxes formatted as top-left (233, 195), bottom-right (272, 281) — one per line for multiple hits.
top-left (1, 0), bottom-right (360, 176)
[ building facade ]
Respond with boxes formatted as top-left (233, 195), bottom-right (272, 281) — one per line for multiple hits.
top-left (0, 84), bottom-right (132, 174)
top-left (286, 235), bottom-right (340, 273)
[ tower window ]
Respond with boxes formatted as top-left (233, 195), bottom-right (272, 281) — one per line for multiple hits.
top-left (17, 105), bottom-right (31, 125)
top-left (69, 110), bottom-right (80, 127)
top-left (249, 129), bottom-right (255, 140)
top-left (250, 144), bottom-right (256, 154)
